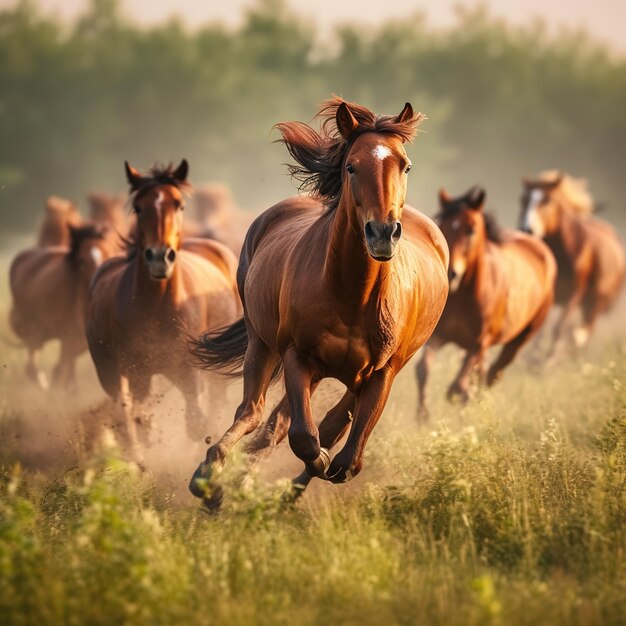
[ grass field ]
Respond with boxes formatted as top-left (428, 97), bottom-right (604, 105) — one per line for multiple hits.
top-left (1, 253), bottom-right (625, 626)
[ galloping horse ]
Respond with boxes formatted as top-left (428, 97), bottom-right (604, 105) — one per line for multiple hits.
top-left (10, 224), bottom-right (113, 389)
top-left (519, 171), bottom-right (625, 354)
top-left (37, 196), bottom-right (83, 247)
top-left (416, 186), bottom-right (556, 418)
top-left (190, 97), bottom-right (449, 505)
top-left (86, 160), bottom-right (241, 459)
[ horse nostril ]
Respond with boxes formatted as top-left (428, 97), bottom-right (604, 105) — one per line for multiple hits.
top-left (166, 248), bottom-right (176, 263)
top-left (144, 249), bottom-right (154, 262)
top-left (391, 221), bottom-right (402, 242)
top-left (449, 270), bottom-right (457, 280)
top-left (364, 221), bottom-right (375, 240)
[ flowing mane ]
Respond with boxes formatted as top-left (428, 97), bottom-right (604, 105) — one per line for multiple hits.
top-left (538, 170), bottom-right (594, 216)
top-left (129, 162), bottom-right (192, 200)
top-left (275, 96), bottom-right (425, 211)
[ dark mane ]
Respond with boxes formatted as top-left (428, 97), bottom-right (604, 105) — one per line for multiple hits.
top-left (275, 96), bottom-right (426, 211)
top-left (483, 212), bottom-right (503, 244)
top-left (68, 224), bottom-right (105, 261)
top-left (131, 162), bottom-right (192, 200)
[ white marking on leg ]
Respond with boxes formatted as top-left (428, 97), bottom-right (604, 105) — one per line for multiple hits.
top-left (90, 246), bottom-right (103, 266)
top-left (373, 144), bottom-right (392, 160)
top-left (573, 327), bottom-right (589, 348)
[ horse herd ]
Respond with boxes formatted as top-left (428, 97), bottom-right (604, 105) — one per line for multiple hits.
top-left (8, 97), bottom-right (625, 508)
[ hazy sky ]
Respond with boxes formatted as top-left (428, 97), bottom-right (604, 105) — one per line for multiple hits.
top-left (2, 0), bottom-right (624, 51)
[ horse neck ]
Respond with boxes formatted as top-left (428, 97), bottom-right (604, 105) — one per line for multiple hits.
top-left (323, 196), bottom-right (390, 306)
top-left (133, 251), bottom-right (181, 307)
top-left (545, 206), bottom-right (581, 262)
top-left (459, 235), bottom-right (488, 294)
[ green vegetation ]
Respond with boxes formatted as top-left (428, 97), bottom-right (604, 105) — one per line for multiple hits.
top-left (1, 321), bottom-right (625, 624)
top-left (1, 0), bottom-right (626, 235)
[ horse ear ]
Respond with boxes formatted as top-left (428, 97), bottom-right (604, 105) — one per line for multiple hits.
top-left (438, 188), bottom-right (451, 206)
top-left (468, 186), bottom-right (486, 210)
top-left (336, 102), bottom-right (359, 140)
top-left (125, 161), bottom-right (144, 190)
top-left (395, 102), bottom-right (414, 124)
top-left (173, 159), bottom-right (189, 183)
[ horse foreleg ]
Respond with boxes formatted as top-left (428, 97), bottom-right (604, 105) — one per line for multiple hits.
top-left (487, 326), bottom-right (534, 386)
top-left (170, 368), bottom-right (207, 442)
top-left (324, 368), bottom-right (394, 484)
top-left (416, 343), bottom-right (438, 422)
top-left (113, 376), bottom-right (144, 465)
top-left (290, 389), bottom-right (355, 496)
top-left (446, 350), bottom-right (480, 403)
top-left (189, 331), bottom-right (279, 503)
top-left (283, 346), bottom-right (329, 478)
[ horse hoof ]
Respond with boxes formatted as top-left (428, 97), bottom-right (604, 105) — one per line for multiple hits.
top-left (305, 447), bottom-right (331, 478)
top-left (201, 486), bottom-right (224, 513)
top-left (189, 459), bottom-right (213, 498)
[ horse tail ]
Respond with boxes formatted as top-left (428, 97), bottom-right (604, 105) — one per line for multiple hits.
top-left (191, 319), bottom-right (283, 383)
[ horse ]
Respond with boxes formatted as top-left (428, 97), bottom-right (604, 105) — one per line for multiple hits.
top-left (189, 97), bottom-right (449, 506)
top-left (518, 171), bottom-right (625, 355)
top-left (416, 186), bottom-right (556, 419)
top-left (184, 184), bottom-right (252, 256)
top-left (9, 224), bottom-right (113, 390)
top-left (37, 196), bottom-right (83, 247)
top-left (86, 160), bottom-right (242, 461)
top-left (87, 191), bottom-right (132, 235)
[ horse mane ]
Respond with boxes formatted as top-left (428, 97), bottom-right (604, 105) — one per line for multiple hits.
top-left (131, 162), bottom-right (192, 200)
top-left (537, 170), bottom-right (594, 216)
top-left (483, 212), bottom-right (504, 244)
top-left (275, 96), bottom-right (426, 211)
top-left (67, 224), bottom-right (105, 261)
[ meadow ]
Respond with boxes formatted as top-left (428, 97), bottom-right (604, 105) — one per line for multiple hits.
top-left (1, 248), bottom-right (625, 626)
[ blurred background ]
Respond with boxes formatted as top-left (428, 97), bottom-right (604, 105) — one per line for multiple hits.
top-left (1, 0), bottom-right (625, 238)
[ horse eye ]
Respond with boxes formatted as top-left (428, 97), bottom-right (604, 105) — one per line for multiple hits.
top-left (405, 164), bottom-right (412, 174)
top-left (346, 163), bottom-right (355, 174)
top-left (133, 205), bottom-right (141, 214)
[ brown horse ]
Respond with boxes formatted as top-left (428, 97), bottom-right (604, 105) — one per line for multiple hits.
top-left (519, 171), bottom-right (625, 355)
top-left (37, 196), bottom-right (83, 247)
top-left (86, 160), bottom-right (241, 460)
top-left (10, 224), bottom-right (113, 390)
top-left (416, 186), bottom-right (556, 418)
top-left (184, 184), bottom-right (252, 256)
top-left (190, 97), bottom-right (449, 506)
top-left (87, 191), bottom-right (131, 235)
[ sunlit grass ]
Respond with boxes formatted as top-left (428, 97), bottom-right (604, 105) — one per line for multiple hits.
top-left (1, 248), bottom-right (625, 625)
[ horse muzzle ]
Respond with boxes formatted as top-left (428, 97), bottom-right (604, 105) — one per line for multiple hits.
top-left (144, 246), bottom-right (177, 280)
top-left (364, 219), bottom-right (402, 261)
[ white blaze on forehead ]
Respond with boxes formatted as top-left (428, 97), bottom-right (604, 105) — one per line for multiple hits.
top-left (155, 190), bottom-right (165, 218)
top-left (90, 246), bottom-right (103, 266)
top-left (373, 144), bottom-right (392, 160)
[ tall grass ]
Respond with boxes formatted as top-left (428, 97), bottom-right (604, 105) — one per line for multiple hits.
top-left (1, 340), bottom-right (625, 626)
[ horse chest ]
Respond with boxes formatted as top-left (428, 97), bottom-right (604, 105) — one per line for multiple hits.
top-left (299, 301), bottom-right (400, 384)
